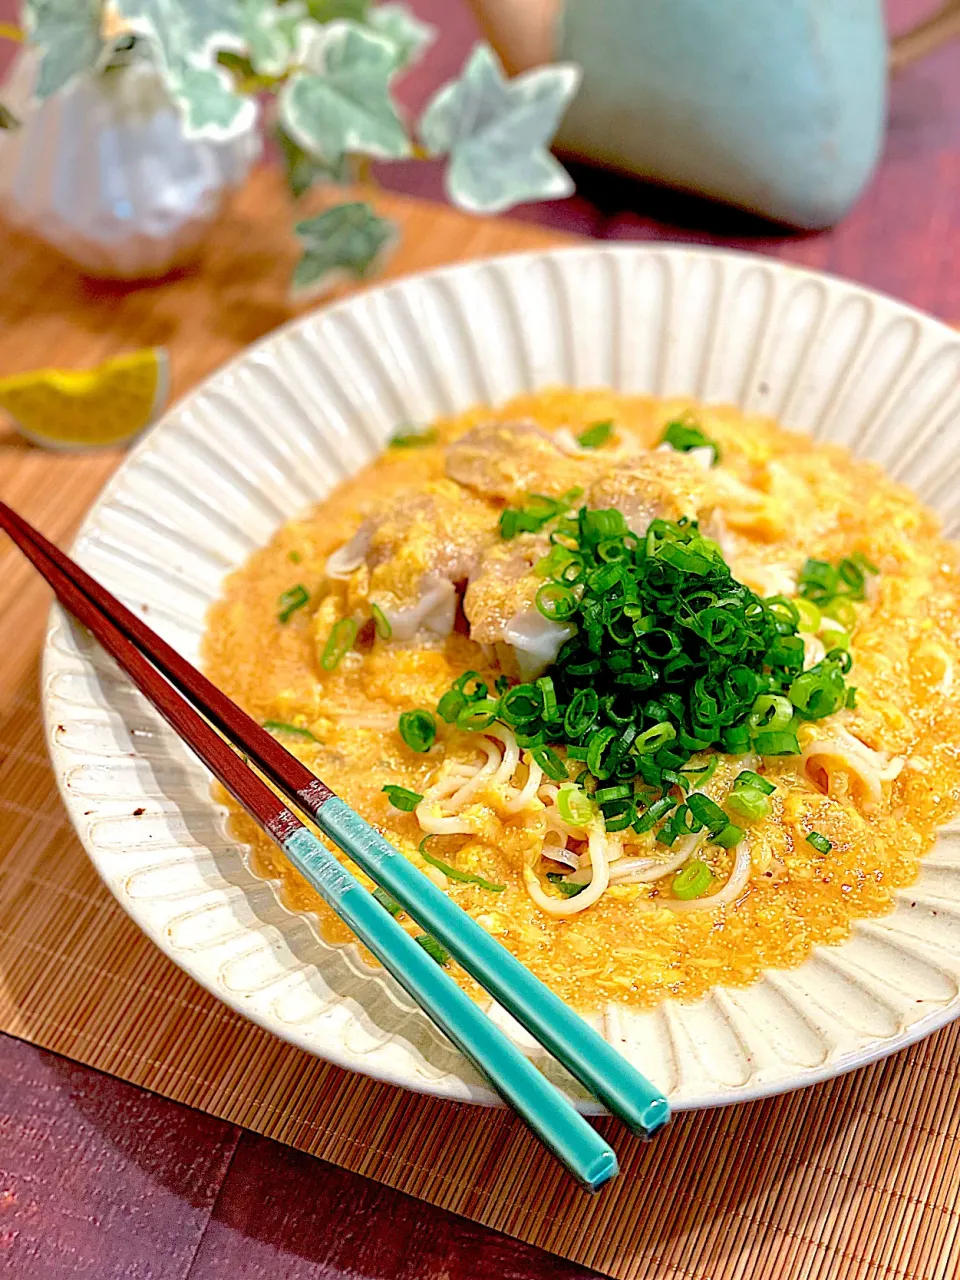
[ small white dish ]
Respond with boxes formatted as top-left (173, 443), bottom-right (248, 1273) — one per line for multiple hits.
top-left (43, 245), bottom-right (960, 1112)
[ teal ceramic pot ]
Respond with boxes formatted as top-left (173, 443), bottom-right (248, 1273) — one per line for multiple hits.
top-left (552, 0), bottom-right (887, 229)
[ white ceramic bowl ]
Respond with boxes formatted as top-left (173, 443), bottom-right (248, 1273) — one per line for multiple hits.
top-left (43, 245), bottom-right (960, 1112)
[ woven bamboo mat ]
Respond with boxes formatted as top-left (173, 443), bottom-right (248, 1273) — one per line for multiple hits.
top-left (3, 169), bottom-right (960, 1280)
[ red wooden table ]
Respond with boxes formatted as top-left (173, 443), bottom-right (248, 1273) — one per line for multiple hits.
top-left (1, 2), bottom-right (958, 1277)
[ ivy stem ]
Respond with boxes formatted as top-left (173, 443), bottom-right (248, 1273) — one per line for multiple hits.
top-left (352, 155), bottom-right (377, 189)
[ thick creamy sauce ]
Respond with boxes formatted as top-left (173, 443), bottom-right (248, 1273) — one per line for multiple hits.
top-left (203, 391), bottom-right (960, 1011)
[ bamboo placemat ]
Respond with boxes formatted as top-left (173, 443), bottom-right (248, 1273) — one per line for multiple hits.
top-left (3, 169), bottom-right (960, 1280)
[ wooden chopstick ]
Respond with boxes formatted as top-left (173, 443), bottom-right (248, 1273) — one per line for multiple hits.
top-left (2, 502), bottom-right (622, 1191)
top-left (1, 501), bottom-right (670, 1139)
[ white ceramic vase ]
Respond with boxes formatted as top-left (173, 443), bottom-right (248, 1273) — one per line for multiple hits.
top-left (0, 50), bottom-right (261, 280)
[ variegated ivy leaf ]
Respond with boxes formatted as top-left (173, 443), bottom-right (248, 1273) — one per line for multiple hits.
top-left (278, 20), bottom-right (410, 168)
top-left (116, 0), bottom-right (255, 139)
top-left (239, 0), bottom-right (303, 77)
top-left (24, 0), bottom-right (104, 98)
top-left (277, 125), bottom-right (348, 199)
top-left (306, 0), bottom-right (370, 21)
top-left (292, 201), bottom-right (396, 299)
top-left (418, 44), bottom-right (581, 215)
top-left (368, 3), bottom-right (435, 72)
top-left (168, 63), bottom-right (254, 133)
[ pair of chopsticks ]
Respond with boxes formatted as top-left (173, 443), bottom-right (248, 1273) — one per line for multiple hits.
top-left (1, 500), bottom-right (670, 1189)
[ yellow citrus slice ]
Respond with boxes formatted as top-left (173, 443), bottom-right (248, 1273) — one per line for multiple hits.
top-left (0, 348), bottom-right (169, 450)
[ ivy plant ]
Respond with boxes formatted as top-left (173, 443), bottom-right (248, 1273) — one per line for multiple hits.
top-left (2, 1), bottom-right (581, 297)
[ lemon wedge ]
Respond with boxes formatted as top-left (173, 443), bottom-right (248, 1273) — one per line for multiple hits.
top-left (0, 348), bottom-right (169, 450)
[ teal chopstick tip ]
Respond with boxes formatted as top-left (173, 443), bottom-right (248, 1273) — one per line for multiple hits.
top-left (639, 1095), bottom-right (671, 1136)
top-left (583, 1148), bottom-right (619, 1193)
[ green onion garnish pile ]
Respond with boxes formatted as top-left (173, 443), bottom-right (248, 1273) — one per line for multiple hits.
top-left (402, 508), bottom-right (859, 841)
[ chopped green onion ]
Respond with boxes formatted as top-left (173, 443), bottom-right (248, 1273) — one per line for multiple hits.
top-left (601, 797), bottom-right (636, 831)
top-left (320, 618), bottom-right (358, 670)
top-left (714, 823), bottom-right (744, 849)
top-left (722, 725), bottom-right (752, 754)
top-left (659, 419), bottom-right (721, 464)
top-left (789, 662), bottom-right (847, 719)
top-left (564, 688), bottom-right (599, 737)
top-left (793, 598), bottom-right (821, 633)
top-left (420, 846), bottom-right (505, 892)
top-left (277, 583), bottom-right (309, 623)
top-left (682, 755), bottom-right (719, 788)
top-left (586, 727), bottom-right (617, 779)
top-left (456, 698), bottom-right (500, 731)
top-left (838, 557), bottom-right (866, 593)
top-left (536, 675), bottom-right (558, 721)
top-left (733, 769), bottom-right (775, 795)
top-left (415, 934), bottom-right (450, 965)
top-left (373, 886), bottom-right (403, 917)
top-left (500, 682), bottom-right (542, 725)
top-left (499, 490), bottom-right (582, 540)
top-left (382, 785), bottom-right (423, 812)
top-left (581, 508), bottom-right (627, 540)
top-left (546, 872), bottom-right (587, 898)
top-left (437, 689), bottom-right (466, 723)
top-left (577, 419), bottom-right (614, 449)
top-left (399, 709), bottom-right (436, 753)
top-left (556, 785), bottom-right (593, 826)
top-left (726, 788), bottom-right (770, 822)
top-left (595, 783), bottom-right (631, 803)
top-left (371, 603), bottom-right (392, 640)
top-left (806, 831), bottom-right (833, 854)
top-left (852, 550), bottom-right (879, 574)
top-left (634, 722), bottom-right (676, 755)
top-left (824, 599), bottom-right (857, 630)
top-left (749, 693), bottom-right (794, 732)
top-left (672, 860), bottom-right (713, 899)
top-left (453, 670), bottom-right (487, 700)
top-left (657, 803), bottom-right (701, 846)
top-left (536, 582), bottom-right (578, 621)
top-left (389, 426), bottom-right (439, 448)
top-left (766, 596), bottom-right (801, 633)
top-left (687, 793), bottom-right (728, 835)
top-left (287, 550), bottom-right (302, 564)
top-left (765, 635), bottom-right (805, 672)
top-left (262, 720), bottom-right (320, 743)
top-left (633, 795), bottom-right (678, 833)
top-left (820, 627), bottom-right (850, 651)
top-left (754, 729), bottom-right (800, 756)
top-left (797, 559), bottom-right (838, 602)
top-left (532, 746), bottom-right (568, 782)
top-left (798, 554), bottom-right (877, 612)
